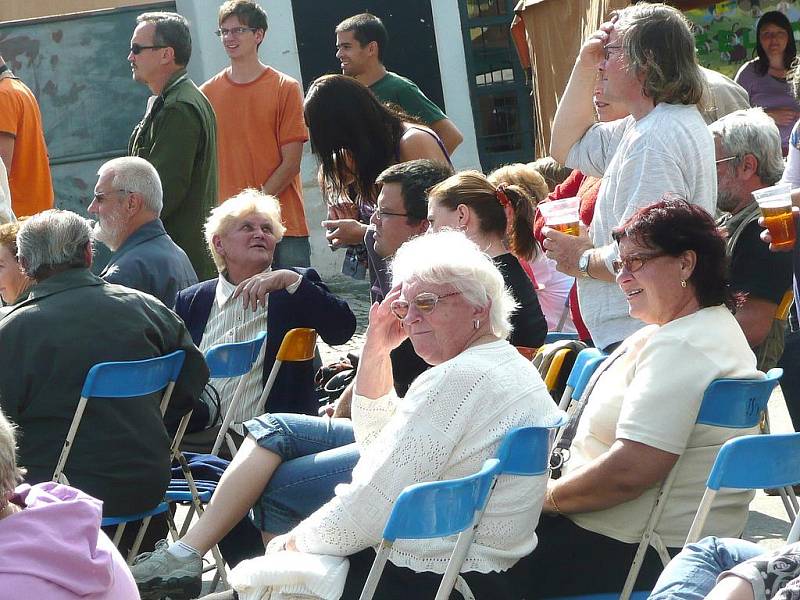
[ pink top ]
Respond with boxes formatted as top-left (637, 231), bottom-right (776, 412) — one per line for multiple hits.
top-left (0, 482), bottom-right (140, 599)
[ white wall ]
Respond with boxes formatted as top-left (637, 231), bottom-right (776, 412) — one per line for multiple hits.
top-left (177, 0), bottom-right (480, 280)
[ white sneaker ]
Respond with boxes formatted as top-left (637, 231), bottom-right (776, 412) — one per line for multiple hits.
top-left (130, 539), bottom-right (202, 600)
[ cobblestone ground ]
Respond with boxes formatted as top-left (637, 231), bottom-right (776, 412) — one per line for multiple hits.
top-left (317, 274), bottom-right (371, 363)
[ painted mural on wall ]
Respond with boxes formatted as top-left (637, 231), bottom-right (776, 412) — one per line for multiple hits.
top-left (685, 0), bottom-right (800, 78)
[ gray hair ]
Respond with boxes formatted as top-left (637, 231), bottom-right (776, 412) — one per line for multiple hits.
top-left (709, 107), bottom-right (785, 186)
top-left (616, 2), bottom-right (704, 105)
top-left (98, 157), bottom-right (163, 215)
top-left (204, 188), bottom-right (286, 273)
top-left (390, 229), bottom-right (517, 340)
top-left (137, 12), bottom-right (192, 66)
top-left (18, 210), bottom-right (93, 278)
top-left (0, 410), bottom-right (25, 499)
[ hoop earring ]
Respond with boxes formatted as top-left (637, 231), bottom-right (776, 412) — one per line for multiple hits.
top-left (680, 280), bottom-right (687, 288)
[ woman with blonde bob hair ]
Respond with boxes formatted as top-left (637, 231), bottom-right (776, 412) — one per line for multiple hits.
top-left (427, 171), bottom-right (547, 349)
top-left (133, 230), bottom-right (560, 600)
top-left (0, 409), bottom-right (139, 598)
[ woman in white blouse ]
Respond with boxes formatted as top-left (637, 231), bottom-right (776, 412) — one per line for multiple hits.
top-left (132, 230), bottom-right (560, 600)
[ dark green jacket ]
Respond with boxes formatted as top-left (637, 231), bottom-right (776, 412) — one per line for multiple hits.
top-left (129, 69), bottom-right (218, 280)
top-left (0, 268), bottom-right (209, 516)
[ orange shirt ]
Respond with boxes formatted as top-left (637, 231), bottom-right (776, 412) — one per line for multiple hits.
top-left (201, 67), bottom-right (309, 236)
top-left (0, 75), bottom-right (54, 217)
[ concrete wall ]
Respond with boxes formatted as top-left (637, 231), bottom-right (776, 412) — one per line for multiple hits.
top-left (2, 0), bottom-right (159, 22)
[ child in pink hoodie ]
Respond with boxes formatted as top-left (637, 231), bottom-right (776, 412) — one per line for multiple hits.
top-left (0, 408), bottom-right (139, 599)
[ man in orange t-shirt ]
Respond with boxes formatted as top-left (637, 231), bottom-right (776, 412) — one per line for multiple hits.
top-left (200, 0), bottom-right (310, 268)
top-left (0, 55), bottom-right (54, 218)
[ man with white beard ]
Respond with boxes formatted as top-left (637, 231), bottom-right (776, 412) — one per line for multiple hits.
top-left (89, 156), bottom-right (197, 306)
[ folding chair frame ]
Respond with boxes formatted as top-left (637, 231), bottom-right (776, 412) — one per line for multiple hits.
top-left (52, 350), bottom-right (186, 563)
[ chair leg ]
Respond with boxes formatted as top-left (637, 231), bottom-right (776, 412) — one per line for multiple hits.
top-left (127, 515), bottom-right (154, 564)
top-left (454, 575), bottom-right (475, 600)
top-left (112, 522), bottom-right (127, 547)
top-left (359, 542), bottom-right (392, 600)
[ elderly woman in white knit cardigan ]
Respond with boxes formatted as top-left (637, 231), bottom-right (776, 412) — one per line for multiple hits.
top-left (134, 230), bottom-right (560, 600)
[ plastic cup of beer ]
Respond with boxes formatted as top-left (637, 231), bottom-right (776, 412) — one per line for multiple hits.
top-left (539, 197), bottom-right (581, 236)
top-left (752, 183), bottom-right (796, 250)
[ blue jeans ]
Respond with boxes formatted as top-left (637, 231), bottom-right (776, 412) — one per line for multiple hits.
top-left (649, 536), bottom-right (766, 600)
top-left (244, 413), bottom-right (359, 534)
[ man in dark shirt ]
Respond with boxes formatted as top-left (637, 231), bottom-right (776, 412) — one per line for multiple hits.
top-left (710, 108), bottom-right (793, 370)
top-left (334, 159), bottom-right (452, 417)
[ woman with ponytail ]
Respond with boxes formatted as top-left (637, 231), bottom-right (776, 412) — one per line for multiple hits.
top-left (427, 170), bottom-right (547, 349)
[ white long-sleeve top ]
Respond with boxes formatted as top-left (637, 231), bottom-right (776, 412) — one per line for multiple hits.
top-left (293, 340), bottom-right (561, 574)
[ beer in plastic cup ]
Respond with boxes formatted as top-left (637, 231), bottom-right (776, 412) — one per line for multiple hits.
top-left (752, 184), bottom-right (796, 250)
top-left (539, 197), bottom-right (581, 236)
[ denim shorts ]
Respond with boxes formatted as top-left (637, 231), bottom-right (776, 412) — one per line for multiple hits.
top-left (244, 412), bottom-right (359, 534)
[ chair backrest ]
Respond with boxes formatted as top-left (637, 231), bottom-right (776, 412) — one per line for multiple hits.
top-left (495, 414), bottom-right (569, 477)
top-left (80, 350), bottom-right (186, 399)
top-left (695, 368), bottom-right (782, 428)
top-left (275, 327), bottom-right (317, 362)
top-left (382, 458), bottom-right (500, 542)
top-left (685, 432), bottom-right (800, 545)
top-left (567, 349), bottom-right (606, 399)
top-left (545, 332), bottom-right (579, 343)
top-left (777, 289), bottom-right (794, 321)
top-left (53, 350), bottom-right (186, 484)
top-left (706, 433), bottom-right (800, 492)
top-left (204, 331), bottom-right (267, 378)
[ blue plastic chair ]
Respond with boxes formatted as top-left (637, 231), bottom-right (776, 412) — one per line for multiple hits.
top-left (358, 458), bottom-right (501, 600)
top-left (205, 330), bottom-right (268, 456)
top-left (557, 348), bottom-right (606, 411)
top-left (545, 332), bottom-right (580, 343)
top-left (435, 414), bottom-right (568, 599)
top-left (546, 368), bottom-right (783, 600)
top-left (686, 432), bottom-right (800, 544)
top-left (51, 349), bottom-right (185, 561)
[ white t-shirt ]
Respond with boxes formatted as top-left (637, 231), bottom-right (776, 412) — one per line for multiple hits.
top-left (528, 252), bottom-right (576, 333)
top-left (293, 340), bottom-right (562, 574)
top-left (564, 305), bottom-right (760, 547)
top-left (566, 102), bottom-right (716, 349)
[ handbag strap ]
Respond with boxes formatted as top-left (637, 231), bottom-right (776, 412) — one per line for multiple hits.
top-left (549, 345), bottom-right (628, 476)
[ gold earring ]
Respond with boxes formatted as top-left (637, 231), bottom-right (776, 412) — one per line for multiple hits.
top-left (680, 280), bottom-right (687, 288)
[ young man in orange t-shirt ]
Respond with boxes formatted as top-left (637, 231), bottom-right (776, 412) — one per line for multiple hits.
top-left (0, 55), bottom-right (54, 218)
top-left (200, 0), bottom-right (310, 268)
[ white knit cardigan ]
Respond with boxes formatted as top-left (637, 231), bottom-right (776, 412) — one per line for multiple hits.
top-left (293, 340), bottom-right (561, 574)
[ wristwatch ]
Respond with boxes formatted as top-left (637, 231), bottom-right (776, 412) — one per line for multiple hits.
top-left (578, 248), bottom-right (594, 279)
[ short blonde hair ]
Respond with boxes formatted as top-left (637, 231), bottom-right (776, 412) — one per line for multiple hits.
top-left (204, 189), bottom-right (286, 273)
top-left (0, 220), bottom-right (22, 257)
top-left (0, 410), bottom-right (25, 499)
top-left (390, 229), bottom-right (517, 340)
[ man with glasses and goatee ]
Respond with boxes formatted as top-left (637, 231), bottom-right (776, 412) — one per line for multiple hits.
top-left (128, 11), bottom-right (218, 280)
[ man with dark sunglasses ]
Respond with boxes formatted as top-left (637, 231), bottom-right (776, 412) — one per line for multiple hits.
top-left (128, 11), bottom-right (218, 280)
